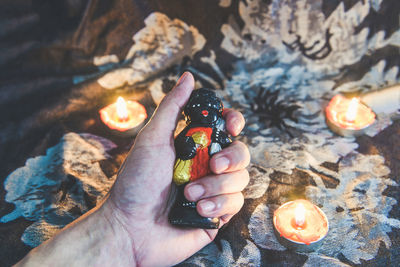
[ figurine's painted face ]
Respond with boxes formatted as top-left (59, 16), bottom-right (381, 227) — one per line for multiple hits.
top-left (184, 88), bottom-right (223, 125)
top-left (185, 105), bottom-right (220, 125)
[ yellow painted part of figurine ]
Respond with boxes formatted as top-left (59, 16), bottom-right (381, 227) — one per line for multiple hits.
top-left (173, 158), bottom-right (192, 185)
top-left (191, 131), bottom-right (208, 148)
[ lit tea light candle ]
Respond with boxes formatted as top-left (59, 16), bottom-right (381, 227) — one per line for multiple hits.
top-left (294, 203), bottom-right (306, 228)
top-left (273, 199), bottom-right (329, 252)
top-left (345, 97), bottom-right (358, 123)
top-left (116, 96), bottom-right (129, 122)
top-left (99, 96), bottom-right (147, 136)
top-left (325, 95), bottom-right (376, 137)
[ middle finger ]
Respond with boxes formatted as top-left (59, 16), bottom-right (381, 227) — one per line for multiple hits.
top-left (209, 141), bottom-right (250, 174)
top-left (184, 169), bottom-right (250, 202)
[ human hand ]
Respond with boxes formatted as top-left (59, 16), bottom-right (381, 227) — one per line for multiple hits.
top-left (104, 72), bottom-right (250, 266)
top-left (16, 72), bottom-right (249, 267)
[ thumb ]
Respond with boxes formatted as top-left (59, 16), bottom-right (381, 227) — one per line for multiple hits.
top-left (139, 72), bottom-right (194, 143)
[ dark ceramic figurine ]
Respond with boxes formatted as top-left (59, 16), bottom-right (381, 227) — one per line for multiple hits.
top-left (169, 88), bottom-right (232, 229)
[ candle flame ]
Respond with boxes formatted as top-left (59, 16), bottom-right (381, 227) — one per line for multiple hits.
top-left (294, 203), bottom-right (306, 227)
top-left (345, 98), bottom-right (359, 122)
top-left (116, 96), bottom-right (128, 121)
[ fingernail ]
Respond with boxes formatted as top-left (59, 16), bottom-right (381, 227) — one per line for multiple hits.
top-left (215, 156), bottom-right (229, 173)
top-left (200, 201), bottom-right (216, 213)
top-left (176, 72), bottom-right (189, 86)
top-left (187, 184), bottom-right (205, 200)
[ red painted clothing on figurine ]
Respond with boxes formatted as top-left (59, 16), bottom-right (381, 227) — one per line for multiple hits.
top-left (186, 127), bottom-right (212, 181)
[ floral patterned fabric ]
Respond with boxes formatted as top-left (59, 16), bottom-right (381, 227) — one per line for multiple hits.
top-left (0, 0), bottom-right (399, 266)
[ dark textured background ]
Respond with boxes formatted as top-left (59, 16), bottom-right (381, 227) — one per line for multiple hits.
top-left (0, 0), bottom-right (399, 266)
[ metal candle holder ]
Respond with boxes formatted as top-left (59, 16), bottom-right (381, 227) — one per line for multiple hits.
top-left (273, 201), bottom-right (329, 253)
top-left (325, 115), bottom-right (374, 137)
top-left (325, 95), bottom-right (376, 137)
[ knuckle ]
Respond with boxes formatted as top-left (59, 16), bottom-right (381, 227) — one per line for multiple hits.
top-left (237, 193), bottom-right (245, 208)
top-left (230, 109), bottom-right (244, 120)
top-left (229, 193), bottom-right (244, 215)
top-left (241, 169), bottom-right (250, 186)
top-left (222, 194), bottom-right (232, 207)
top-left (232, 141), bottom-right (250, 165)
top-left (240, 142), bottom-right (250, 157)
top-left (239, 112), bottom-right (245, 122)
top-left (236, 112), bottom-right (245, 125)
top-left (201, 178), bottom-right (215, 195)
top-left (208, 178), bottom-right (223, 194)
top-left (232, 140), bottom-right (245, 147)
top-left (234, 141), bottom-right (248, 154)
top-left (234, 192), bottom-right (244, 207)
top-left (242, 147), bottom-right (251, 167)
top-left (218, 175), bottom-right (231, 192)
top-left (224, 108), bottom-right (235, 117)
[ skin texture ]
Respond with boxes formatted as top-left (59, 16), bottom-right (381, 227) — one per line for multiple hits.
top-left (16, 72), bottom-right (250, 267)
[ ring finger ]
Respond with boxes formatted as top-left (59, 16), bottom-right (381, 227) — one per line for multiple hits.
top-left (196, 192), bottom-right (244, 220)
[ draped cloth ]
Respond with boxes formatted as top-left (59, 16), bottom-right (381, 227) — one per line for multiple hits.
top-left (0, 0), bottom-right (399, 266)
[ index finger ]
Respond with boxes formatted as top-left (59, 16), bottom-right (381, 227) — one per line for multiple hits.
top-left (223, 108), bottom-right (245, 136)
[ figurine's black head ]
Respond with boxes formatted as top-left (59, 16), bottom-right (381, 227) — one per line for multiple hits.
top-left (184, 88), bottom-right (223, 125)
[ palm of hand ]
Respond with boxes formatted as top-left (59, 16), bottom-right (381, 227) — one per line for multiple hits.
top-left (109, 128), bottom-right (216, 266)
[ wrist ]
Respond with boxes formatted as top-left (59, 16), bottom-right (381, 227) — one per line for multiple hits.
top-left (17, 199), bottom-right (136, 267)
top-left (94, 198), bottom-right (137, 266)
